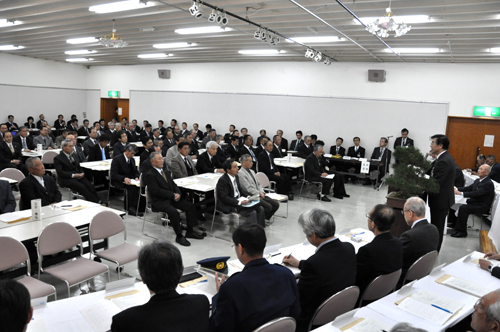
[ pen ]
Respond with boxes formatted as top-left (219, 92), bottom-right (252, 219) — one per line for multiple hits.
top-left (60, 205), bottom-right (71, 207)
top-left (270, 252), bottom-right (282, 257)
top-left (282, 254), bottom-right (292, 266)
top-left (431, 304), bottom-right (453, 314)
top-left (351, 232), bottom-right (365, 236)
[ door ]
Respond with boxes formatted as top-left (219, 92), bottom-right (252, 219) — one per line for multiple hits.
top-left (100, 98), bottom-right (129, 123)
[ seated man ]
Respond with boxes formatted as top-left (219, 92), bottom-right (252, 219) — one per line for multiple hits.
top-left (226, 135), bottom-right (240, 160)
top-left (239, 134), bottom-right (257, 171)
top-left (19, 157), bottom-right (62, 210)
top-left (126, 123), bottom-right (139, 143)
top-left (470, 290), bottom-right (500, 332)
top-left (144, 152), bottom-right (204, 246)
top-left (215, 135), bottom-right (228, 164)
top-left (140, 123), bottom-right (153, 139)
top-left (486, 155), bottom-right (500, 183)
top-left (0, 131), bottom-right (28, 176)
top-left (369, 137), bottom-right (392, 184)
top-left (55, 129), bottom-right (69, 148)
top-left (162, 130), bottom-right (175, 152)
top-left (110, 144), bottom-right (143, 216)
top-left (448, 164), bottom-right (495, 238)
top-left (271, 135), bottom-right (284, 158)
top-left (356, 204), bottom-right (403, 294)
top-left (13, 126), bottom-right (36, 151)
top-left (216, 159), bottom-right (265, 227)
top-left (257, 140), bottom-right (294, 200)
top-left (186, 131), bottom-right (199, 158)
top-left (347, 136), bottom-right (365, 158)
top-left (201, 129), bottom-right (216, 149)
top-left (400, 197), bottom-right (439, 279)
top-left (113, 130), bottom-right (129, 157)
top-left (83, 128), bottom-right (99, 157)
top-left (254, 136), bottom-right (268, 157)
top-left (88, 133), bottom-right (111, 162)
top-left (289, 130), bottom-right (303, 151)
top-left (139, 137), bottom-right (154, 164)
top-left (196, 141), bottom-right (224, 174)
top-left (304, 144), bottom-right (349, 201)
top-left (298, 135), bottom-right (313, 159)
top-left (165, 135), bottom-right (184, 167)
top-left (171, 142), bottom-right (197, 179)
top-left (54, 139), bottom-right (100, 203)
top-left (471, 154), bottom-right (486, 174)
top-left (0, 179), bottom-right (16, 214)
top-left (78, 119), bottom-right (90, 137)
top-left (329, 137), bottom-right (346, 157)
top-left (224, 124), bottom-right (236, 144)
top-left (210, 223), bottom-right (300, 332)
top-left (283, 209), bottom-right (356, 332)
top-left (0, 279), bottom-right (33, 332)
top-left (111, 239), bottom-right (210, 331)
top-left (238, 154), bottom-right (279, 221)
top-left (393, 128), bottom-right (414, 149)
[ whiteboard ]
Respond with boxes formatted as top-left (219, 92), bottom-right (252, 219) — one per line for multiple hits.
top-left (130, 90), bottom-right (449, 157)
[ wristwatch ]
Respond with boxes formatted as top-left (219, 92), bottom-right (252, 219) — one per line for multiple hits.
top-left (488, 265), bottom-right (494, 273)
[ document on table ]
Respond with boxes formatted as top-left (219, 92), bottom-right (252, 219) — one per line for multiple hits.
top-left (437, 274), bottom-right (494, 297)
top-left (241, 200), bottom-right (259, 208)
top-left (174, 178), bottom-right (199, 186)
top-left (345, 228), bottom-right (374, 243)
top-left (396, 290), bottom-right (464, 325)
top-left (111, 292), bottom-right (149, 311)
top-left (342, 316), bottom-right (390, 332)
top-left (198, 173), bottom-right (220, 179)
top-left (322, 173), bottom-right (335, 179)
top-left (52, 201), bottom-right (81, 210)
top-left (184, 183), bottom-right (214, 191)
top-left (80, 300), bottom-right (121, 332)
top-left (27, 318), bottom-right (48, 332)
top-left (0, 210), bottom-right (32, 223)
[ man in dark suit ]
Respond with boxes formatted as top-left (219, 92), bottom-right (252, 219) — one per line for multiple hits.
top-left (304, 144), bottom-right (349, 201)
top-left (192, 123), bottom-right (204, 141)
top-left (53, 114), bottom-right (65, 131)
top-left (298, 136), bottom-right (314, 159)
top-left (254, 136), bottom-right (267, 158)
top-left (36, 114), bottom-right (45, 130)
top-left (156, 120), bottom-right (167, 136)
top-left (393, 128), bottom-right (414, 149)
top-left (486, 155), bottom-right (500, 183)
top-left (78, 119), bottom-right (91, 137)
top-left (347, 136), bottom-right (365, 158)
top-left (0, 123), bottom-right (7, 141)
top-left (210, 223), bottom-right (300, 332)
top-left (162, 131), bottom-right (175, 152)
top-left (113, 130), bottom-right (129, 157)
top-left (67, 134), bottom-right (86, 164)
top-left (271, 135), bottom-right (284, 158)
top-left (66, 119), bottom-right (78, 132)
top-left (126, 123), bottom-right (139, 143)
top-left (258, 141), bottom-right (294, 200)
top-left (216, 159), bottom-right (265, 226)
top-left (13, 127), bottom-right (35, 151)
top-left (0, 131), bottom-right (28, 176)
top-left (400, 197), bottom-right (439, 279)
top-left (54, 139), bottom-right (100, 203)
top-left (87, 133), bottom-right (111, 188)
top-left (196, 141), bottom-right (224, 174)
top-left (289, 130), bottom-right (303, 151)
top-left (19, 157), bottom-right (62, 210)
top-left (329, 137), bottom-right (346, 157)
top-left (427, 134), bottom-right (455, 251)
top-left (5, 115), bottom-right (18, 132)
top-left (369, 137), bottom-right (392, 184)
top-left (226, 135), bottom-right (240, 160)
top-left (139, 137), bottom-right (154, 164)
top-left (239, 135), bottom-right (257, 171)
top-left (82, 128), bottom-right (99, 157)
top-left (356, 204), bottom-right (403, 294)
top-left (0, 179), bottom-right (16, 214)
top-left (277, 129), bottom-right (288, 152)
top-left (223, 124), bottom-right (236, 144)
top-left (448, 164), bottom-right (495, 238)
top-left (132, 119), bottom-right (141, 134)
top-left (112, 239), bottom-right (210, 331)
top-left (283, 209), bottom-right (356, 332)
top-left (140, 123), bottom-right (153, 140)
top-left (186, 131), bottom-right (199, 158)
top-left (110, 144), bottom-right (143, 216)
top-left (144, 152), bottom-right (204, 246)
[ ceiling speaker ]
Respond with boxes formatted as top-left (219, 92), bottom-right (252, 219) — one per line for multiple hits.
top-left (368, 69), bottom-right (386, 82)
top-left (158, 69), bottom-right (171, 79)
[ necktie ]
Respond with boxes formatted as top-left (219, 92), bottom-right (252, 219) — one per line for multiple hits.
top-left (69, 153), bottom-right (75, 164)
top-left (380, 148), bottom-right (384, 159)
top-left (336, 147), bottom-right (339, 154)
top-left (402, 139), bottom-right (405, 146)
top-left (269, 154), bottom-right (274, 170)
top-left (249, 147), bottom-right (256, 161)
top-left (184, 157), bottom-right (192, 169)
top-left (9, 144), bottom-right (14, 153)
top-left (248, 169), bottom-right (259, 187)
top-left (161, 171), bottom-right (168, 182)
top-left (43, 137), bottom-right (47, 146)
top-left (295, 140), bottom-right (300, 151)
top-left (101, 148), bottom-right (106, 160)
top-left (22, 138), bottom-right (27, 150)
top-left (233, 179), bottom-right (240, 197)
top-left (355, 147), bottom-right (358, 152)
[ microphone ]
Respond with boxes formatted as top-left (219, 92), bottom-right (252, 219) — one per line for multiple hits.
top-left (386, 135), bottom-right (393, 138)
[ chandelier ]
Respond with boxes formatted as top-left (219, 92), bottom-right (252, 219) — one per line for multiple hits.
top-left (99, 20), bottom-right (128, 48)
top-left (365, 7), bottom-right (411, 38)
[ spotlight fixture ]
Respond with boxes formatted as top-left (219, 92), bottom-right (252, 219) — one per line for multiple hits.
top-left (305, 48), bottom-right (315, 58)
top-left (324, 57), bottom-right (331, 66)
top-left (254, 28), bottom-right (261, 39)
top-left (98, 20), bottom-right (128, 48)
top-left (208, 9), bottom-right (217, 22)
top-left (313, 51), bottom-right (323, 62)
top-left (189, 1), bottom-right (203, 18)
top-left (365, 6), bottom-right (411, 38)
top-left (219, 12), bottom-right (228, 26)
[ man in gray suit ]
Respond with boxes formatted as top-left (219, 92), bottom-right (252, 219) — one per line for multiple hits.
top-left (238, 154), bottom-right (279, 221)
top-left (171, 142), bottom-right (197, 179)
top-left (33, 126), bottom-right (56, 149)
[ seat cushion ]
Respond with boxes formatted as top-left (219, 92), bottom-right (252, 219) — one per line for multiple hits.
top-left (45, 257), bottom-right (108, 286)
top-left (18, 276), bottom-right (56, 299)
top-left (96, 243), bottom-right (140, 266)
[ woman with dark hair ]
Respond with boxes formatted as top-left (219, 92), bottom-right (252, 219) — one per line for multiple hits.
top-left (24, 116), bottom-right (36, 131)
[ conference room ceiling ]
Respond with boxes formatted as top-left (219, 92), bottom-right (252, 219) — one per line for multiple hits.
top-left (1, 0), bottom-right (500, 66)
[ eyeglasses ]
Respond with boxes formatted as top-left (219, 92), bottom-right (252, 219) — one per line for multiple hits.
top-left (474, 299), bottom-right (485, 313)
top-left (401, 210), bottom-right (412, 215)
top-left (365, 213), bottom-right (373, 221)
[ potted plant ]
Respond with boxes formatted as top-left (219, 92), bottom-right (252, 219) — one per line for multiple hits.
top-left (384, 146), bottom-right (439, 237)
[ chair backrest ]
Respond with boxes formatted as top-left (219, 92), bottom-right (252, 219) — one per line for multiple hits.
top-left (253, 317), bottom-right (296, 332)
top-left (0, 168), bottom-right (25, 182)
top-left (89, 211), bottom-right (126, 241)
top-left (309, 286), bottom-right (360, 330)
top-left (403, 250), bottom-right (438, 283)
top-left (37, 222), bottom-right (82, 257)
top-left (42, 150), bottom-right (58, 164)
top-left (0, 236), bottom-right (30, 274)
top-left (360, 269), bottom-right (402, 304)
top-left (255, 172), bottom-right (270, 188)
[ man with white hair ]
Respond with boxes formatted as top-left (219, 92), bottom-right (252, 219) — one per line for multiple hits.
top-left (196, 141), bottom-right (224, 174)
top-left (470, 290), bottom-right (500, 332)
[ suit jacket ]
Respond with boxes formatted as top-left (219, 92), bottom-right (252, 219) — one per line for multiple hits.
top-left (226, 144), bottom-right (240, 160)
top-left (13, 135), bottom-right (35, 150)
top-left (280, 138), bottom-right (289, 152)
top-left (297, 240), bottom-right (356, 331)
top-left (370, 147), bottom-right (392, 170)
top-left (188, 141), bottom-right (199, 157)
top-left (238, 167), bottom-right (263, 196)
top-left (126, 130), bottom-right (139, 143)
top-left (211, 258), bottom-right (300, 332)
top-left (193, 130), bottom-right (203, 141)
top-left (347, 146), bottom-right (365, 158)
top-left (289, 139), bottom-right (302, 151)
top-left (144, 168), bottom-right (180, 211)
top-left (196, 152), bottom-right (222, 174)
top-left (356, 232), bottom-right (403, 292)
top-left (140, 148), bottom-right (154, 165)
top-left (216, 147), bottom-right (228, 164)
top-left (140, 130), bottom-right (153, 139)
top-left (110, 154), bottom-right (139, 188)
top-left (163, 138), bottom-right (176, 150)
top-left (53, 120), bottom-right (65, 130)
top-left (113, 142), bottom-right (128, 157)
top-left (329, 145), bottom-right (346, 157)
top-left (271, 144), bottom-right (283, 159)
top-left (88, 144), bottom-right (110, 162)
top-left (257, 150), bottom-right (278, 178)
top-left (36, 120), bottom-right (44, 130)
top-left (112, 290), bottom-right (209, 332)
top-left (171, 154), bottom-right (197, 179)
top-left (25, 122), bottom-right (36, 130)
top-left (393, 137), bottom-right (414, 149)
top-left (298, 144), bottom-right (313, 159)
top-left (239, 145), bottom-right (257, 162)
top-left (488, 162), bottom-right (500, 183)
top-left (33, 135), bottom-right (56, 149)
top-left (0, 141), bottom-right (22, 166)
top-left (255, 145), bottom-right (265, 157)
top-left (400, 220), bottom-right (439, 274)
top-left (428, 151), bottom-right (455, 210)
top-left (19, 174), bottom-right (62, 210)
top-left (304, 153), bottom-right (330, 181)
top-left (454, 164), bottom-right (465, 187)
top-left (215, 173), bottom-right (249, 214)
top-left (107, 130), bottom-right (119, 147)
top-left (0, 180), bottom-right (16, 214)
top-left (200, 136), bottom-right (214, 149)
top-left (83, 138), bottom-right (98, 156)
top-left (54, 152), bottom-right (84, 187)
top-left (458, 176), bottom-right (495, 211)
top-left (73, 146), bottom-right (87, 164)
top-left (78, 126), bottom-right (90, 137)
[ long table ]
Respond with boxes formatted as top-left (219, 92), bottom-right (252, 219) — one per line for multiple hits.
top-left (173, 172), bottom-right (224, 192)
top-left (79, 156), bottom-right (140, 172)
top-left (22, 149), bottom-right (62, 158)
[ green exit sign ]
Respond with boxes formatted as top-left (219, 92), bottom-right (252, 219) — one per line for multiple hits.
top-left (108, 90), bottom-right (120, 98)
top-left (474, 106), bottom-right (500, 117)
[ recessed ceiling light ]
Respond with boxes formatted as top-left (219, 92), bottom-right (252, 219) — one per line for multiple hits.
top-left (137, 53), bottom-right (173, 59)
top-left (64, 50), bottom-right (97, 55)
top-left (490, 48), bottom-right (500, 53)
top-left (0, 45), bottom-right (24, 51)
top-left (66, 37), bottom-right (98, 44)
top-left (238, 49), bottom-right (283, 55)
top-left (355, 15), bottom-right (430, 25)
top-left (286, 36), bottom-right (341, 43)
top-left (0, 19), bottom-right (22, 28)
top-left (174, 27), bottom-right (233, 35)
top-left (384, 48), bottom-right (440, 53)
top-left (66, 58), bottom-right (94, 62)
top-left (153, 42), bottom-right (196, 49)
top-left (89, 0), bottom-right (152, 14)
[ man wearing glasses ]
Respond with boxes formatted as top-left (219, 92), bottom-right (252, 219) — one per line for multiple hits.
top-left (470, 291), bottom-right (500, 332)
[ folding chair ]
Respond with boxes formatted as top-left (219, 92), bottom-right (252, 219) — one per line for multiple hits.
top-left (0, 168), bottom-right (25, 201)
top-left (255, 172), bottom-right (288, 218)
top-left (253, 317), bottom-right (296, 332)
top-left (107, 169), bottom-right (128, 212)
top-left (299, 164), bottom-right (323, 200)
top-left (358, 269), bottom-right (401, 307)
top-left (401, 251), bottom-right (438, 285)
top-left (211, 189), bottom-right (245, 241)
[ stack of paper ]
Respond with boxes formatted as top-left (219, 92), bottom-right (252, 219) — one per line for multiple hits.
top-left (342, 317), bottom-right (391, 332)
top-left (0, 210), bottom-right (32, 223)
top-left (437, 274), bottom-right (494, 297)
